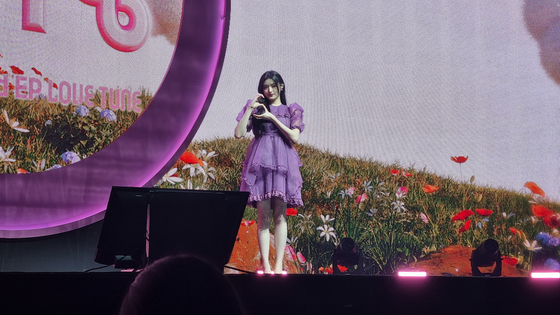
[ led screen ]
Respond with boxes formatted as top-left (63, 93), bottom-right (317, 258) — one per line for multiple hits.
top-left (0, 0), bottom-right (228, 237)
top-left (2, 0), bottom-right (560, 276)
top-left (170, 1), bottom-right (560, 275)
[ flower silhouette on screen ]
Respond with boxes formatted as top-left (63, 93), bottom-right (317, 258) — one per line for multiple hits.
top-left (451, 156), bottom-right (468, 181)
top-left (355, 194), bottom-right (367, 204)
top-left (420, 213), bottom-right (429, 224)
top-left (452, 209), bottom-right (474, 221)
top-left (458, 220), bottom-right (471, 233)
top-left (9, 66), bottom-right (24, 75)
top-left (0, 146), bottom-right (16, 164)
top-left (509, 227), bottom-right (523, 236)
top-left (286, 208), bottom-right (298, 216)
top-left (3, 110), bottom-right (29, 133)
top-left (61, 151), bottom-right (81, 164)
top-left (524, 182), bottom-right (545, 198)
top-left (31, 67), bottom-right (42, 76)
top-left (532, 205), bottom-right (553, 218)
top-left (501, 256), bottom-right (518, 266)
top-left (423, 185), bottom-right (439, 193)
top-left (100, 109), bottom-right (117, 122)
top-left (180, 151), bottom-right (203, 166)
top-left (317, 224), bottom-right (336, 242)
top-left (475, 209), bottom-right (493, 216)
top-left (543, 213), bottom-right (560, 228)
top-left (451, 156), bottom-right (468, 163)
top-left (523, 239), bottom-right (542, 252)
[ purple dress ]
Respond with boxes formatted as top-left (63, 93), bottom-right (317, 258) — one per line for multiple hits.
top-left (236, 100), bottom-right (305, 208)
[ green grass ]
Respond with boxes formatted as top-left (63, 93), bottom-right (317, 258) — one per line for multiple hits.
top-left (1, 90), bottom-right (150, 172)
top-left (159, 137), bottom-right (560, 275)
top-left (3, 87), bottom-right (556, 275)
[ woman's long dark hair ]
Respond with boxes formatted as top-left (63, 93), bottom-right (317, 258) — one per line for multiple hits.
top-left (253, 71), bottom-right (287, 137)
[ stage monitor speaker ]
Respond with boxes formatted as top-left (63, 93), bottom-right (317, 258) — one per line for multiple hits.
top-left (94, 186), bottom-right (149, 268)
top-left (147, 188), bottom-right (249, 269)
top-left (94, 186), bottom-right (249, 270)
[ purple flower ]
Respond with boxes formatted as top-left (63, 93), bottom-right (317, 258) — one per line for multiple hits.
top-left (61, 151), bottom-right (81, 164)
top-left (100, 109), bottom-right (117, 122)
top-left (536, 232), bottom-right (560, 247)
top-left (544, 258), bottom-right (560, 271)
top-left (74, 105), bottom-right (89, 117)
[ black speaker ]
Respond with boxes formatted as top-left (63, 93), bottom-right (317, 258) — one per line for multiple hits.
top-left (95, 186), bottom-right (249, 270)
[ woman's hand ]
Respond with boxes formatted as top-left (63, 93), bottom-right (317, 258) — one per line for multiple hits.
top-left (249, 94), bottom-right (265, 109)
top-left (252, 105), bottom-right (274, 121)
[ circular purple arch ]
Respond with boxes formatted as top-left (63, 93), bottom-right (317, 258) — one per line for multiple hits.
top-left (0, 0), bottom-right (230, 238)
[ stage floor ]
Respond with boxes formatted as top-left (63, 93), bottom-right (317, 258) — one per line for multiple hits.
top-left (1, 272), bottom-right (559, 315)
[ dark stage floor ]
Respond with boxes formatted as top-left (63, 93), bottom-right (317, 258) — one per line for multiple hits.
top-left (1, 272), bottom-right (559, 315)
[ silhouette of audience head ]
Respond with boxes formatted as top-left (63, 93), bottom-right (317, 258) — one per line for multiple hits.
top-left (119, 254), bottom-right (246, 315)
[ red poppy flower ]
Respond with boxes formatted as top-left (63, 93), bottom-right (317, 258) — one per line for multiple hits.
top-left (509, 227), bottom-right (522, 236)
top-left (532, 205), bottom-right (553, 218)
top-left (501, 256), bottom-right (518, 266)
top-left (324, 266), bottom-right (333, 274)
top-left (459, 220), bottom-right (471, 233)
top-left (475, 209), bottom-right (493, 216)
top-left (240, 220), bottom-right (255, 227)
top-left (9, 66), bottom-right (24, 75)
top-left (355, 194), bottom-right (367, 204)
top-left (403, 172), bottom-right (412, 177)
top-left (423, 185), bottom-right (439, 193)
top-left (543, 213), bottom-right (560, 228)
top-left (337, 265), bottom-right (349, 272)
top-left (44, 78), bottom-right (49, 83)
top-left (0, 69), bottom-right (7, 75)
top-left (286, 208), bottom-right (298, 216)
top-left (52, 82), bottom-right (58, 89)
top-left (452, 209), bottom-right (474, 221)
top-left (179, 151), bottom-right (203, 166)
top-left (524, 182), bottom-right (545, 197)
top-left (17, 168), bottom-right (27, 174)
top-left (31, 67), bottom-right (42, 76)
top-left (8, 83), bottom-right (14, 90)
top-left (390, 169), bottom-right (399, 176)
top-left (451, 156), bottom-right (468, 164)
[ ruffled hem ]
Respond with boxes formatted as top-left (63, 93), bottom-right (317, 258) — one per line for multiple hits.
top-left (246, 190), bottom-right (304, 208)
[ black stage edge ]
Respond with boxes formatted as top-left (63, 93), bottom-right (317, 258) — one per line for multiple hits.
top-left (0, 273), bottom-right (559, 315)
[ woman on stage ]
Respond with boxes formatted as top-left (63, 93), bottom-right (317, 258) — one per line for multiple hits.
top-left (235, 70), bottom-right (305, 274)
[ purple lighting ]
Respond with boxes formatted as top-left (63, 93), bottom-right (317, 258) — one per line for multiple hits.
top-left (0, 0), bottom-right (230, 238)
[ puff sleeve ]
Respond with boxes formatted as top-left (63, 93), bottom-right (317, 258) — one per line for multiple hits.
top-left (289, 103), bottom-right (305, 133)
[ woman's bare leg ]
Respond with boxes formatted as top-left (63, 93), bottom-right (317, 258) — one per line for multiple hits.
top-left (256, 199), bottom-right (272, 273)
top-left (272, 197), bottom-right (287, 273)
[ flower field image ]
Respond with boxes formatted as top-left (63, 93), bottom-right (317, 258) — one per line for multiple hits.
top-left (0, 65), bottom-right (151, 174)
top-left (157, 137), bottom-right (560, 276)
